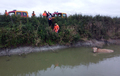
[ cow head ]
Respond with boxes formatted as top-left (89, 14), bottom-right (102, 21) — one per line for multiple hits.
top-left (93, 47), bottom-right (98, 53)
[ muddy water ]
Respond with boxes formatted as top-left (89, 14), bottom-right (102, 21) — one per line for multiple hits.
top-left (0, 45), bottom-right (120, 76)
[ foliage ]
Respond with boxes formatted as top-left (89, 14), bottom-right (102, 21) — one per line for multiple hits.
top-left (0, 14), bottom-right (120, 48)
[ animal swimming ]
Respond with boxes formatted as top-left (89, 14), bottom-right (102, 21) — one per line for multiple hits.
top-left (93, 47), bottom-right (114, 53)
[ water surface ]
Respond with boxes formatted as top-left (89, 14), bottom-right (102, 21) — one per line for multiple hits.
top-left (0, 45), bottom-right (120, 76)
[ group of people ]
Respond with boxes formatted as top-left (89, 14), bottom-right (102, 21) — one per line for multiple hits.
top-left (42, 11), bottom-right (59, 33)
top-left (42, 11), bottom-right (52, 26)
top-left (32, 11), bottom-right (59, 33)
top-left (4, 10), bottom-right (59, 33)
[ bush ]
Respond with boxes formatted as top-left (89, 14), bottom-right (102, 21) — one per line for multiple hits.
top-left (0, 14), bottom-right (120, 48)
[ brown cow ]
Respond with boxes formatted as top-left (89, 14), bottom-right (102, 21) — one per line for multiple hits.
top-left (93, 47), bottom-right (114, 53)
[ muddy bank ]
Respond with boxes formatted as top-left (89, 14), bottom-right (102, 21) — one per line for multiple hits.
top-left (0, 45), bottom-right (68, 56)
top-left (0, 39), bottom-right (120, 56)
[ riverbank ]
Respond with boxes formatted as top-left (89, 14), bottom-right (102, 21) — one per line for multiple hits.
top-left (0, 39), bottom-right (120, 56)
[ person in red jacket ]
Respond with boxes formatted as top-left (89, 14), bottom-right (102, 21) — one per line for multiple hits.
top-left (42, 11), bottom-right (47, 17)
top-left (5, 10), bottom-right (8, 16)
top-left (53, 23), bottom-right (59, 33)
top-left (32, 11), bottom-right (35, 17)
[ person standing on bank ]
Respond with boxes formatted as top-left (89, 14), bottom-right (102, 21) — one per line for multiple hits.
top-left (53, 23), bottom-right (59, 33)
top-left (42, 11), bottom-right (47, 17)
top-left (5, 10), bottom-right (8, 16)
top-left (48, 12), bottom-right (52, 27)
top-left (48, 11), bottom-right (52, 16)
top-left (32, 11), bottom-right (35, 17)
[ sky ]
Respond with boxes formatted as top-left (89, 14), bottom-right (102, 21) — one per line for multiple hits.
top-left (0, 0), bottom-right (120, 17)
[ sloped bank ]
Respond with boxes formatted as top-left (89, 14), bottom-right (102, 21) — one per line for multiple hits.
top-left (0, 39), bottom-right (120, 56)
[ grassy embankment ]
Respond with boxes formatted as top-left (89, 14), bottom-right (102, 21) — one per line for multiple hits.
top-left (0, 14), bottom-right (120, 48)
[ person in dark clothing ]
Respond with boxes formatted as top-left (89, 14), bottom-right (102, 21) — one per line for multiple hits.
top-left (48, 12), bottom-right (52, 16)
top-left (48, 13), bottom-right (52, 27)
top-left (32, 11), bottom-right (35, 17)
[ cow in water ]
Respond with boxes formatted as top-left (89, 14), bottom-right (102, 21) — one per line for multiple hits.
top-left (93, 47), bottom-right (114, 53)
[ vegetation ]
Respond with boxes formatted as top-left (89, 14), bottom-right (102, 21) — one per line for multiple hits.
top-left (0, 14), bottom-right (120, 48)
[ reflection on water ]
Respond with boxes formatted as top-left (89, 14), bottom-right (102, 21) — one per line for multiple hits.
top-left (0, 45), bottom-right (120, 76)
top-left (38, 57), bottom-right (120, 76)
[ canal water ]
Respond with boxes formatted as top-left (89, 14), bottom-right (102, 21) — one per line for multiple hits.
top-left (0, 45), bottom-right (120, 76)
